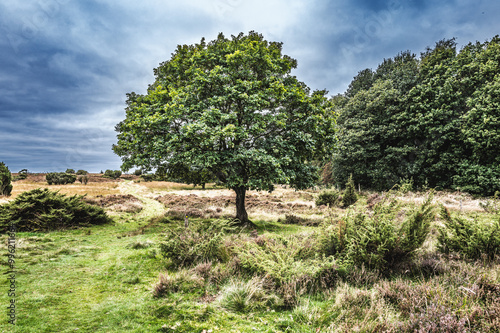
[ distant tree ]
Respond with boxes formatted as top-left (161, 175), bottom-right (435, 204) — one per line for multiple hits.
top-left (0, 162), bottom-right (13, 196)
top-left (113, 32), bottom-right (336, 224)
top-left (46, 172), bottom-right (77, 185)
top-left (76, 170), bottom-right (88, 175)
top-left (342, 174), bottom-right (357, 208)
top-left (66, 169), bottom-right (76, 174)
top-left (16, 169), bottom-right (28, 180)
top-left (103, 170), bottom-right (122, 179)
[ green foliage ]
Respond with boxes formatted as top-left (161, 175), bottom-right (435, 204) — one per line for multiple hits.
top-left (113, 31), bottom-right (336, 222)
top-left (46, 172), bottom-right (77, 185)
top-left (134, 169), bottom-right (143, 176)
top-left (159, 219), bottom-right (237, 266)
top-left (235, 234), bottom-right (340, 291)
top-left (315, 189), bottom-right (341, 207)
top-left (332, 36), bottom-right (500, 195)
top-left (76, 169), bottom-right (88, 175)
top-left (398, 177), bottom-right (414, 194)
top-left (438, 206), bottom-right (500, 260)
top-left (0, 162), bottom-right (13, 196)
top-left (66, 169), bottom-right (76, 174)
top-left (0, 188), bottom-right (111, 232)
top-left (15, 168), bottom-right (28, 180)
top-left (104, 170), bottom-right (122, 179)
top-left (141, 174), bottom-right (155, 182)
top-left (318, 194), bottom-right (435, 270)
top-left (342, 174), bottom-right (357, 207)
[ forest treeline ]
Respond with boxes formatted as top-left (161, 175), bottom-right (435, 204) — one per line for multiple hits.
top-left (326, 35), bottom-right (500, 196)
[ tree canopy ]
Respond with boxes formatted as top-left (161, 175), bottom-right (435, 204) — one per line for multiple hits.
top-left (330, 36), bottom-right (500, 195)
top-left (113, 32), bottom-right (336, 223)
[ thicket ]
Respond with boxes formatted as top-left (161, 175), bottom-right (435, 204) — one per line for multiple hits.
top-left (331, 35), bottom-right (500, 196)
top-left (438, 206), bottom-right (500, 261)
top-left (0, 162), bottom-right (13, 196)
top-left (46, 172), bottom-right (77, 185)
top-left (0, 188), bottom-right (111, 232)
top-left (103, 169), bottom-right (122, 179)
top-left (318, 194), bottom-right (435, 270)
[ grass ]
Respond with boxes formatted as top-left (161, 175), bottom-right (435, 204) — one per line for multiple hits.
top-left (1, 177), bottom-right (500, 332)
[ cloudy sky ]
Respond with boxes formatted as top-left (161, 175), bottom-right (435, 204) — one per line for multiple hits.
top-left (0, 0), bottom-right (499, 173)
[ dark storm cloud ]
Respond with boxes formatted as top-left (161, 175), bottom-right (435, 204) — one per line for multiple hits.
top-left (0, 0), bottom-right (499, 172)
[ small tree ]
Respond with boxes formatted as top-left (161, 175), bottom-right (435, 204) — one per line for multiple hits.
top-left (76, 169), bottom-right (88, 175)
top-left (342, 174), bottom-right (358, 208)
top-left (0, 162), bottom-right (13, 196)
top-left (16, 169), bottom-right (28, 180)
top-left (66, 168), bottom-right (76, 174)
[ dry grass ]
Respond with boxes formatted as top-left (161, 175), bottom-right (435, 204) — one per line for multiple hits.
top-left (395, 190), bottom-right (484, 212)
top-left (5, 173), bottom-right (121, 201)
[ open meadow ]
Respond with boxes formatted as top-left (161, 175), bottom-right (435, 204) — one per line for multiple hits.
top-left (1, 174), bottom-right (499, 332)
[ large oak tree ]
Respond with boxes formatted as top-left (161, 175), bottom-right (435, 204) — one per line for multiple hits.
top-left (113, 32), bottom-right (336, 224)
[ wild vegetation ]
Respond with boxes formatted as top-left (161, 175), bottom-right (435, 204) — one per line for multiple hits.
top-left (2, 33), bottom-right (500, 332)
top-left (330, 36), bottom-right (500, 195)
top-left (0, 162), bottom-right (13, 196)
top-left (1, 175), bottom-right (498, 332)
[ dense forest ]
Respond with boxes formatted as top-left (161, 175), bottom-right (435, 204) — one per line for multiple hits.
top-left (327, 36), bottom-right (500, 196)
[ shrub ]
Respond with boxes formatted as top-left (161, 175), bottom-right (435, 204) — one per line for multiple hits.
top-left (0, 162), bottom-right (13, 196)
top-left (76, 169), bottom-right (88, 175)
top-left (438, 206), bottom-right (500, 260)
top-left (134, 169), bottom-right (143, 176)
top-left (15, 169), bottom-right (28, 180)
top-left (0, 188), bottom-right (111, 232)
top-left (65, 169), bottom-right (75, 174)
top-left (46, 172), bottom-right (77, 185)
top-left (104, 169), bottom-right (122, 179)
top-left (318, 194), bottom-right (435, 270)
top-left (77, 175), bottom-right (89, 185)
top-left (236, 234), bottom-right (340, 293)
top-left (315, 190), bottom-right (341, 207)
top-left (159, 219), bottom-right (236, 266)
top-left (342, 174), bottom-right (357, 208)
top-left (141, 173), bottom-right (155, 182)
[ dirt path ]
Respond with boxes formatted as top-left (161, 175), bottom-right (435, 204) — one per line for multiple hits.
top-left (118, 180), bottom-right (166, 219)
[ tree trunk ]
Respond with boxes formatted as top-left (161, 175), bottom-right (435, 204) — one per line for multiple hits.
top-left (234, 186), bottom-right (249, 224)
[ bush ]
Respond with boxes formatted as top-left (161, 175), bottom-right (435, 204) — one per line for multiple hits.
top-left (104, 169), bottom-right (122, 179)
top-left (134, 169), bottom-right (143, 176)
top-left (46, 172), bottom-right (77, 185)
top-left (159, 219), bottom-right (236, 266)
top-left (0, 188), bottom-right (111, 232)
top-left (65, 169), bottom-right (75, 174)
top-left (342, 174), bottom-right (358, 208)
top-left (77, 175), bottom-right (89, 185)
top-left (15, 169), bottom-right (28, 180)
top-left (141, 174), bottom-right (155, 182)
top-left (76, 169), bottom-right (88, 175)
top-left (318, 194), bottom-right (435, 270)
top-left (438, 206), bottom-right (500, 260)
top-left (0, 162), bottom-right (13, 196)
top-left (316, 190), bottom-right (341, 207)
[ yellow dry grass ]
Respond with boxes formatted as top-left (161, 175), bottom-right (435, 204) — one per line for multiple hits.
top-left (5, 180), bottom-right (120, 200)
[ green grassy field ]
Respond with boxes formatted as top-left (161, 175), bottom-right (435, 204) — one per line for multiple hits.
top-left (1, 177), bottom-right (499, 332)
